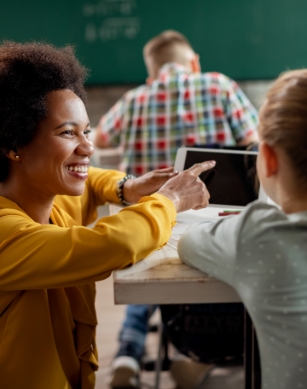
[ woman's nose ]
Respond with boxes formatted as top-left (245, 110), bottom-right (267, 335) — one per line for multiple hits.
top-left (76, 135), bottom-right (95, 157)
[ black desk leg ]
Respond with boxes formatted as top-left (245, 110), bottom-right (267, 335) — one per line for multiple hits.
top-left (244, 309), bottom-right (261, 389)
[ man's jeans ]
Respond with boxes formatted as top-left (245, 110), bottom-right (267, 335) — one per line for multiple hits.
top-left (117, 304), bottom-right (157, 362)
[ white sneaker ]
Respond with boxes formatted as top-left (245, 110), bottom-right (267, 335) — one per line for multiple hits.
top-left (107, 356), bottom-right (140, 388)
top-left (170, 354), bottom-right (214, 389)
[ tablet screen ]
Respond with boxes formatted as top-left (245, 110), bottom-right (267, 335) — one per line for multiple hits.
top-left (184, 149), bottom-right (259, 206)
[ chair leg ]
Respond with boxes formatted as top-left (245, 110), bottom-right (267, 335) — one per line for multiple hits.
top-left (154, 322), bottom-right (171, 389)
top-left (154, 320), bottom-right (163, 389)
top-left (244, 309), bottom-right (261, 389)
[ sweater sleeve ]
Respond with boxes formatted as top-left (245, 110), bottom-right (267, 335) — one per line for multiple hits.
top-left (0, 193), bottom-right (176, 291)
top-left (177, 201), bottom-right (284, 288)
top-left (177, 215), bottom-right (241, 286)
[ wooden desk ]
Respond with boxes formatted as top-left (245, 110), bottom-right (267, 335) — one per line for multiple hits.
top-left (113, 205), bottom-right (240, 305)
top-left (111, 204), bottom-right (260, 389)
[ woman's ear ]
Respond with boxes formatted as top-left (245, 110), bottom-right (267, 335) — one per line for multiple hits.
top-left (261, 141), bottom-right (278, 177)
top-left (6, 150), bottom-right (21, 161)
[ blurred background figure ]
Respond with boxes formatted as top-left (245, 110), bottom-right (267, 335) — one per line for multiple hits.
top-left (94, 30), bottom-right (258, 176)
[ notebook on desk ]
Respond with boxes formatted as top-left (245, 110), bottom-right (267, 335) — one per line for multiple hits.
top-left (174, 147), bottom-right (266, 209)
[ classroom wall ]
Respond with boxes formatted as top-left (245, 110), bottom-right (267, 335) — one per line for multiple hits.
top-left (1, 0), bottom-right (307, 84)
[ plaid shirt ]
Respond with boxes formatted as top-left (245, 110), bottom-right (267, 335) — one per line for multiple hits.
top-left (97, 63), bottom-right (258, 176)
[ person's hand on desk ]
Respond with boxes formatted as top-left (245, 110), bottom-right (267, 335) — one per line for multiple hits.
top-left (156, 161), bottom-right (216, 212)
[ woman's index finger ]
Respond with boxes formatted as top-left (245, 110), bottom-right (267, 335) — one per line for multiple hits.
top-left (187, 160), bottom-right (216, 176)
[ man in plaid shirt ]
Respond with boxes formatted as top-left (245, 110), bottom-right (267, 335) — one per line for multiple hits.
top-left (95, 30), bottom-right (258, 176)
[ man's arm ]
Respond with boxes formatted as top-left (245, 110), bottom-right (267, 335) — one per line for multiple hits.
top-left (94, 130), bottom-right (110, 148)
top-left (223, 77), bottom-right (259, 145)
top-left (237, 131), bottom-right (259, 146)
top-left (94, 96), bottom-right (127, 148)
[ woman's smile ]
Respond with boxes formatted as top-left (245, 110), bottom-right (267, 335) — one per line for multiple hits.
top-left (66, 163), bottom-right (90, 179)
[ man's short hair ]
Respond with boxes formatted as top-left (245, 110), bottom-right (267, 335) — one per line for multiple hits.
top-left (143, 30), bottom-right (195, 78)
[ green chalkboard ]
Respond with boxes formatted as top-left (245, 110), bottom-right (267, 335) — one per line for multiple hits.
top-left (1, 0), bottom-right (307, 84)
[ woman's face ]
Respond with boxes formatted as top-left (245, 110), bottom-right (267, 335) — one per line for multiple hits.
top-left (18, 89), bottom-right (94, 197)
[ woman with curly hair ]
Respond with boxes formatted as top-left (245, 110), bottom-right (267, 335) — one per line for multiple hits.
top-left (0, 41), bottom-right (213, 389)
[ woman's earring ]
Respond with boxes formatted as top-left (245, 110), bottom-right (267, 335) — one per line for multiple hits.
top-left (15, 155), bottom-right (20, 159)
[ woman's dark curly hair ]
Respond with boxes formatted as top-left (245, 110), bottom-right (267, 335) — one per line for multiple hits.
top-left (0, 41), bottom-right (88, 182)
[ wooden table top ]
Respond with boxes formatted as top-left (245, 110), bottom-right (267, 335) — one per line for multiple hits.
top-left (112, 205), bottom-right (241, 305)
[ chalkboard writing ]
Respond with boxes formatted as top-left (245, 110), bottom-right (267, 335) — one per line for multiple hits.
top-left (83, 0), bottom-right (140, 42)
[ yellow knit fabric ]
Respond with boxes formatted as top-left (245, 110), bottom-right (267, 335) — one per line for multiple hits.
top-left (0, 167), bottom-right (176, 389)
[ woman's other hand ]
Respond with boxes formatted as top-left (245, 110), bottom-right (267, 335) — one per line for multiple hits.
top-left (123, 161), bottom-right (216, 213)
top-left (122, 167), bottom-right (178, 204)
top-left (156, 161), bottom-right (216, 212)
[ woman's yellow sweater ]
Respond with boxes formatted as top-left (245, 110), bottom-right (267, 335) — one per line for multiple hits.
top-left (0, 167), bottom-right (176, 389)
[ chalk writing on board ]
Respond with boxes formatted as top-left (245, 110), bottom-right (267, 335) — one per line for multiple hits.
top-left (83, 0), bottom-right (140, 42)
top-left (83, 0), bottom-right (137, 16)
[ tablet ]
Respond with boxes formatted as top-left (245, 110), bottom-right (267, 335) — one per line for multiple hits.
top-left (174, 147), bottom-right (263, 208)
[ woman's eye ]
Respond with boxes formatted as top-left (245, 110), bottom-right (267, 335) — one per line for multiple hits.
top-left (62, 130), bottom-right (74, 135)
top-left (84, 129), bottom-right (92, 137)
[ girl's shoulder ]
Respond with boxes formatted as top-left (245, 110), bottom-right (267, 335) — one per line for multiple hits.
top-left (238, 200), bottom-right (307, 244)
